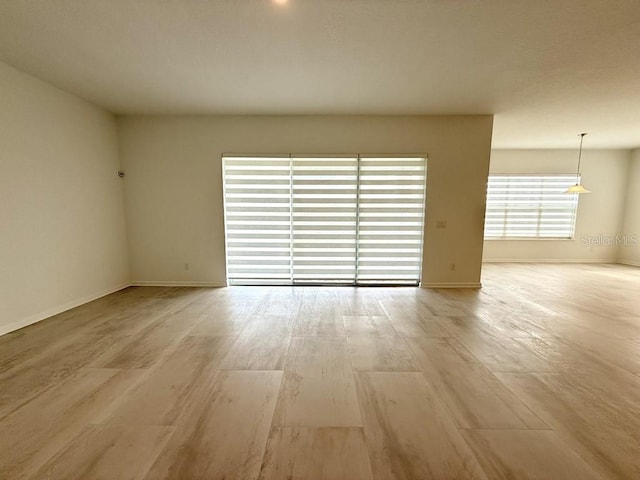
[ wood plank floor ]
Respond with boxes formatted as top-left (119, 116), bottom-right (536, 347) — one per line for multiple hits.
top-left (1, 263), bottom-right (640, 479)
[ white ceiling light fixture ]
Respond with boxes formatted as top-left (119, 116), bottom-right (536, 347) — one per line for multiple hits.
top-left (565, 133), bottom-right (591, 194)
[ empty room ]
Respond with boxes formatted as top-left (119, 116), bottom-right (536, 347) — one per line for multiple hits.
top-left (1, 1), bottom-right (640, 479)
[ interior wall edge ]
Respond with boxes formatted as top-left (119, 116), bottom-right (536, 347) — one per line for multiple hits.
top-left (115, 117), bottom-right (134, 283)
top-left (617, 260), bottom-right (640, 268)
top-left (617, 148), bottom-right (640, 264)
top-left (0, 282), bottom-right (130, 337)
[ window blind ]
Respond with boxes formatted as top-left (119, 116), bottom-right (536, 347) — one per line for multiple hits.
top-left (223, 155), bottom-right (427, 285)
top-left (292, 157), bottom-right (358, 283)
top-left (357, 158), bottom-right (426, 284)
top-left (223, 156), bottom-right (292, 284)
top-left (484, 174), bottom-right (579, 239)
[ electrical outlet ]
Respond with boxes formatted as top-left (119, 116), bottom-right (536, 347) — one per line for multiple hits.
top-left (450, 263), bottom-right (456, 271)
top-left (184, 263), bottom-right (190, 270)
top-left (436, 220), bottom-right (447, 229)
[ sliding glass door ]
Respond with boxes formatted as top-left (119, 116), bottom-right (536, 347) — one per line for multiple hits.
top-left (223, 156), bottom-right (292, 284)
top-left (357, 157), bottom-right (426, 284)
top-left (292, 157), bottom-right (358, 283)
top-left (223, 155), bottom-right (426, 285)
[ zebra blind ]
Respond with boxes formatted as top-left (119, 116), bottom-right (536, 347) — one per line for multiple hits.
top-left (292, 157), bottom-right (358, 283)
top-left (357, 158), bottom-right (426, 284)
top-left (223, 155), bottom-right (426, 285)
top-left (484, 174), bottom-right (579, 239)
top-left (223, 157), bottom-right (292, 284)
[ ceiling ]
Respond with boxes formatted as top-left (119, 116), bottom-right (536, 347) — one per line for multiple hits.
top-left (1, 0), bottom-right (640, 148)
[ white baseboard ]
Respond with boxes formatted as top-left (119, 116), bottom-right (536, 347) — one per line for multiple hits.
top-left (617, 260), bottom-right (640, 267)
top-left (421, 282), bottom-right (482, 289)
top-left (131, 280), bottom-right (227, 287)
top-left (0, 282), bottom-right (130, 337)
top-left (482, 259), bottom-right (613, 263)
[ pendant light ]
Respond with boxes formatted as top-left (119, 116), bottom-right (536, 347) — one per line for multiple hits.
top-left (565, 133), bottom-right (591, 194)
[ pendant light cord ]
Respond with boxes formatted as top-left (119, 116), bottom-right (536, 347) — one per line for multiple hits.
top-left (576, 133), bottom-right (586, 183)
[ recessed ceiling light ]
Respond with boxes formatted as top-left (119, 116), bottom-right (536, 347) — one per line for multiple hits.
top-left (273, 0), bottom-right (288, 5)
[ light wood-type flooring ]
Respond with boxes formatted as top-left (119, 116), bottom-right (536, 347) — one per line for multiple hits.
top-left (1, 263), bottom-right (640, 479)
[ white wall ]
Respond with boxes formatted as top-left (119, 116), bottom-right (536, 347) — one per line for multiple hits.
top-left (619, 148), bottom-right (640, 266)
top-left (0, 61), bottom-right (129, 336)
top-left (118, 115), bottom-right (493, 288)
top-left (483, 149), bottom-right (629, 263)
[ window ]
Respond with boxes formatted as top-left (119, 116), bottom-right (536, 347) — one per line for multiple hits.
top-left (223, 155), bottom-right (426, 285)
top-left (484, 174), bottom-right (579, 239)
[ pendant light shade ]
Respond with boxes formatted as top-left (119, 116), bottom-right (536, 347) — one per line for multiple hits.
top-left (564, 133), bottom-right (591, 194)
top-left (565, 183), bottom-right (590, 194)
